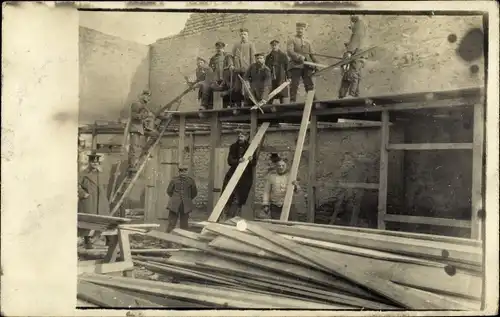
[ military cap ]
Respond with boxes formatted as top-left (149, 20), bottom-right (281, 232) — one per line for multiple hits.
top-left (215, 41), bottom-right (226, 48)
top-left (87, 151), bottom-right (102, 162)
top-left (254, 52), bottom-right (265, 58)
top-left (270, 39), bottom-right (280, 45)
top-left (178, 165), bottom-right (188, 171)
top-left (141, 89), bottom-right (151, 96)
top-left (239, 27), bottom-right (249, 33)
top-left (270, 153), bottom-right (281, 162)
top-left (296, 22), bottom-right (307, 28)
top-left (350, 15), bottom-right (360, 22)
top-left (196, 56), bottom-right (207, 63)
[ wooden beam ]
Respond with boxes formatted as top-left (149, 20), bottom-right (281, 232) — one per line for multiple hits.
top-left (387, 143), bottom-right (473, 151)
top-left (383, 214), bottom-right (472, 228)
top-left (188, 133), bottom-right (195, 177)
top-left (77, 260), bottom-right (134, 275)
top-left (470, 103), bottom-right (484, 240)
top-left (307, 113), bottom-right (317, 223)
top-left (208, 123), bottom-right (270, 222)
top-left (377, 110), bottom-right (389, 230)
top-left (118, 228), bottom-right (134, 278)
top-left (144, 147), bottom-right (158, 225)
top-left (280, 90), bottom-right (316, 221)
top-left (336, 182), bottom-right (379, 190)
top-left (242, 110), bottom-right (259, 220)
top-left (178, 114), bottom-right (186, 166)
top-left (155, 148), bottom-right (177, 231)
top-left (207, 92), bottom-right (223, 212)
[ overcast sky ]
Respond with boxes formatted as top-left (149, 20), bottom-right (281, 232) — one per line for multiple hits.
top-left (79, 11), bottom-right (191, 44)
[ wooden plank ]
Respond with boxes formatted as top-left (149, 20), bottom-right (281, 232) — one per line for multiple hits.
top-left (77, 261), bottom-right (134, 275)
top-left (77, 213), bottom-right (131, 224)
top-left (80, 274), bottom-right (340, 309)
top-left (242, 110), bottom-right (259, 220)
top-left (471, 103), bottom-right (484, 240)
top-left (118, 229), bottom-right (134, 278)
top-left (387, 143), bottom-right (474, 150)
top-left (337, 182), bottom-right (379, 190)
top-left (213, 148), bottom-right (229, 208)
top-left (238, 221), bottom-right (472, 310)
top-left (207, 123), bottom-right (270, 222)
top-left (384, 214), bottom-right (472, 228)
top-left (178, 114), bottom-right (186, 166)
top-left (280, 90), bottom-right (316, 221)
top-left (255, 219), bottom-right (482, 247)
top-left (307, 114), bottom-right (317, 223)
top-left (207, 92), bottom-right (223, 212)
top-left (155, 148), bottom-right (177, 231)
top-left (257, 222), bottom-right (481, 265)
top-left (188, 133), bottom-right (195, 177)
top-left (77, 280), bottom-right (162, 308)
top-left (378, 110), bottom-right (389, 230)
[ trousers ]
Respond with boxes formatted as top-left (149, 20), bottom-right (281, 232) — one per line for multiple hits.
top-left (269, 203), bottom-right (298, 221)
top-left (289, 67), bottom-right (315, 102)
top-left (166, 202), bottom-right (189, 233)
top-left (128, 133), bottom-right (144, 168)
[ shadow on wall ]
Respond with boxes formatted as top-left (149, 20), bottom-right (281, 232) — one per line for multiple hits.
top-left (120, 53), bottom-right (151, 119)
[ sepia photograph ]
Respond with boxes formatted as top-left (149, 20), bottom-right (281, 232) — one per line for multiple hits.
top-left (1, 1), bottom-right (498, 316)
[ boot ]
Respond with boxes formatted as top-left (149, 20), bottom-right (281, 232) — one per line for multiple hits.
top-left (84, 237), bottom-right (93, 250)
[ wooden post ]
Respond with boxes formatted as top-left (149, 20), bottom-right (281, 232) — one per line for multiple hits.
top-left (207, 92), bottom-right (223, 212)
top-left (280, 90), bottom-right (316, 221)
top-left (307, 114), bottom-right (317, 223)
top-left (178, 115), bottom-right (186, 167)
top-left (188, 133), bottom-right (195, 177)
top-left (144, 147), bottom-right (159, 225)
top-left (242, 111), bottom-right (259, 220)
top-left (377, 110), bottom-right (390, 230)
top-left (471, 103), bottom-right (484, 240)
top-left (156, 148), bottom-right (177, 232)
top-left (91, 122), bottom-right (97, 151)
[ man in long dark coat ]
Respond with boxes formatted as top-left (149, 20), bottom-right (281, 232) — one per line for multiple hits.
top-left (221, 130), bottom-right (259, 219)
top-left (339, 15), bottom-right (367, 99)
top-left (78, 152), bottom-right (111, 249)
top-left (265, 40), bottom-right (290, 104)
top-left (165, 165), bottom-right (198, 234)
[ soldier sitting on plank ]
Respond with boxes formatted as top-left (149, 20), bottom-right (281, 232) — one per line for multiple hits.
top-left (187, 57), bottom-right (214, 110)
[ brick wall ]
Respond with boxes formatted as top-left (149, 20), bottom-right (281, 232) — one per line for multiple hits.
top-left (79, 27), bottom-right (150, 124)
top-left (149, 13), bottom-right (484, 112)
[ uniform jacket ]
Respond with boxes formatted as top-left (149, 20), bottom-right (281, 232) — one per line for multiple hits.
top-left (286, 36), bottom-right (318, 69)
top-left (194, 65), bottom-right (213, 100)
top-left (227, 140), bottom-right (258, 177)
top-left (129, 101), bottom-right (151, 135)
top-left (265, 50), bottom-right (289, 84)
top-left (346, 19), bottom-right (366, 54)
top-left (232, 41), bottom-right (256, 73)
top-left (243, 63), bottom-right (272, 101)
top-left (166, 175), bottom-right (198, 214)
top-left (78, 169), bottom-right (111, 216)
top-left (209, 52), bottom-right (234, 82)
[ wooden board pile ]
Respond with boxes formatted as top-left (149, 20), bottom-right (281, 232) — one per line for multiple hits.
top-left (78, 218), bottom-right (483, 310)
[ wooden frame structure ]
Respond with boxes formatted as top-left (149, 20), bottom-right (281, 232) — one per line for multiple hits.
top-left (164, 86), bottom-right (485, 240)
top-left (78, 85), bottom-right (485, 240)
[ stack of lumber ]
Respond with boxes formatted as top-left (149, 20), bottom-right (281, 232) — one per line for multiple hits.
top-left (77, 213), bottom-right (132, 233)
top-left (79, 218), bottom-right (483, 310)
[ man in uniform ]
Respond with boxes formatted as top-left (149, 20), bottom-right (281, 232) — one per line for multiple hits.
top-left (165, 165), bottom-right (198, 234)
top-left (286, 22), bottom-right (319, 102)
top-left (78, 152), bottom-right (111, 249)
top-left (339, 15), bottom-right (367, 99)
top-left (208, 41), bottom-right (234, 108)
top-left (128, 90), bottom-right (157, 172)
top-left (262, 158), bottom-right (302, 221)
top-left (221, 130), bottom-right (260, 219)
top-left (243, 52), bottom-right (273, 107)
top-left (265, 39), bottom-right (290, 104)
top-left (231, 28), bottom-right (256, 107)
top-left (187, 57), bottom-right (213, 110)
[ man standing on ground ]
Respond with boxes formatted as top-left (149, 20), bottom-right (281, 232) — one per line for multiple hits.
top-left (231, 28), bottom-right (256, 108)
top-left (78, 152), bottom-right (111, 249)
top-left (128, 90), bottom-right (158, 173)
top-left (339, 15), bottom-right (367, 99)
top-left (287, 22), bottom-right (319, 102)
top-left (222, 130), bottom-right (260, 219)
top-left (165, 165), bottom-right (198, 233)
top-left (265, 40), bottom-right (290, 105)
top-left (262, 158), bottom-right (302, 221)
top-left (243, 52), bottom-right (273, 108)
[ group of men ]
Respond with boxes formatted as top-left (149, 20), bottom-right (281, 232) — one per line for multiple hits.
top-left (189, 16), bottom-right (367, 110)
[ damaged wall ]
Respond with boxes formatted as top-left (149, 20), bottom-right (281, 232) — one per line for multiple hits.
top-left (79, 26), bottom-right (150, 124)
top-left (149, 13), bottom-right (484, 111)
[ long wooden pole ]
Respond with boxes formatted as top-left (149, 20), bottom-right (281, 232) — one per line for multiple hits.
top-left (377, 110), bottom-right (390, 230)
top-left (280, 90), bottom-right (316, 221)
